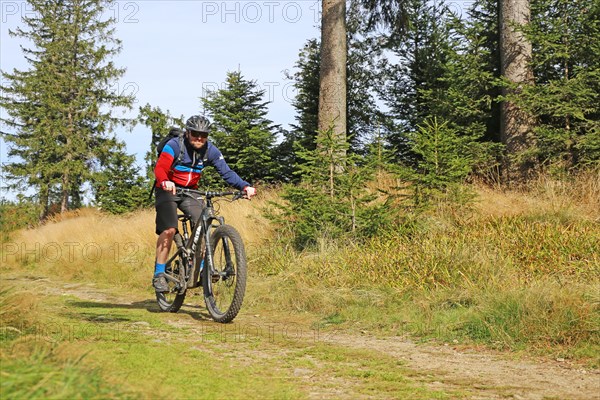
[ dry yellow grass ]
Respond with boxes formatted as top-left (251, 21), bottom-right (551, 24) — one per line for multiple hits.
top-left (1, 190), bottom-right (277, 288)
top-left (2, 174), bottom-right (597, 286)
top-left (474, 170), bottom-right (600, 221)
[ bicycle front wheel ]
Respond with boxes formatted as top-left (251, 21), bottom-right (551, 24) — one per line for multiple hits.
top-left (203, 225), bottom-right (247, 323)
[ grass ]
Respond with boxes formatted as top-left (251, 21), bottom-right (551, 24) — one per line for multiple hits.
top-left (246, 210), bottom-right (599, 363)
top-left (246, 172), bottom-right (600, 365)
top-left (0, 286), bottom-right (135, 399)
top-left (1, 170), bottom-right (599, 380)
top-left (0, 282), bottom-right (448, 399)
top-left (1, 349), bottom-right (136, 399)
top-left (278, 344), bottom-right (457, 399)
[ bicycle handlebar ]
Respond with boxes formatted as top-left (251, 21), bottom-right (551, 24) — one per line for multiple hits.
top-left (176, 187), bottom-right (245, 200)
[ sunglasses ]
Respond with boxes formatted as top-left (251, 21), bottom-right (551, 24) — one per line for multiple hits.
top-left (189, 130), bottom-right (208, 138)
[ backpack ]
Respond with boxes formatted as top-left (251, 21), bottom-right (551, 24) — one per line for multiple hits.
top-left (148, 128), bottom-right (210, 198)
top-left (148, 128), bottom-right (185, 198)
top-left (157, 127), bottom-right (186, 166)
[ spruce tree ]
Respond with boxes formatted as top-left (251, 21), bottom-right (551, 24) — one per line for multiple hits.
top-left (0, 0), bottom-right (134, 218)
top-left (444, 0), bottom-right (502, 144)
top-left (272, 128), bottom-right (394, 249)
top-left (138, 104), bottom-right (184, 180)
top-left (276, 40), bottom-right (321, 182)
top-left (318, 0), bottom-right (347, 156)
top-left (201, 71), bottom-right (279, 184)
top-left (346, 5), bottom-right (389, 153)
top-left (417, 1), bottom-right (504, 179)
top-left (468, 0), bottom-right (503, 144)
top-left (378, 0), bottom-right (456, 161)
top-left (517, 0), bottom-right (600, 171)
top-left (287, 39), bottom-right (321, 154)
top-left (92, 140), bottom-right (148, 214)
top-left (282, 23), bottom-right (389, 180)
top-left (410, 118), bottom-right (477, 188)
top-left (499, 0), bottom-right (537, 182)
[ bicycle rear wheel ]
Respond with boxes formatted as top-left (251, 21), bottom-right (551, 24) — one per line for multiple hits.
top-left (203, 225), bottom-right (247, 323)
top-left (156, 251), bottom-right (186, 313)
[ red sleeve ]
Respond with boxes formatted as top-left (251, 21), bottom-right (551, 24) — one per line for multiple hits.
top-left (154, 151), bottom-right (174, 187)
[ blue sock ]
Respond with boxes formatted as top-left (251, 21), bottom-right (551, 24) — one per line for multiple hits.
top-left (154, 263), bottom-right (166, 277)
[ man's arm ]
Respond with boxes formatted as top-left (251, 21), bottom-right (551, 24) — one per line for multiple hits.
top-left (154, 142), bottom-right (177, 194)
top-left (206, 144), bottom-right (250, 190)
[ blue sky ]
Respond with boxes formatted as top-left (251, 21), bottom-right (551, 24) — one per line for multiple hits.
top-left (0, 0), bottom-right (322, 198)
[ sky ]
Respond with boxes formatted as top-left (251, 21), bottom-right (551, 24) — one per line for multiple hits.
top-left (0, 0), bottom-right (323, 199)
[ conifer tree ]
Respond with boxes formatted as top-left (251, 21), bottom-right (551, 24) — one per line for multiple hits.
top-left (287, 39), bottom-right (321, 153)
top-left (282, 16), bottom-right (389, 180)
top-left (272, 127), bottom-right (394, 249)
top-left (318, 0), bottom-right (347, 155)
top-left (276, 39), bottom-right (321, 182)
top-left (417, 1), bottom-right (504, 178)
top-left (1, 0), bottom-right (134, 217)
top-left (517, 0), bottom-right (600, 170)
top-left (410, 118), bottom-right (477, 188)
top-left (92, 141), bottom-right (148, 214)
top-left (346, 5), bottom-right (389, 153)
top-left (201, 71), bottom-right (279, 184)
top-left (466, 0), bottom-right (503, 144)
top-left (316, 0), bottom-right (410, 168)
top-left (378, 0), bottom-right (456, 161)
top-left (138, 104), bottom-right (184, 180)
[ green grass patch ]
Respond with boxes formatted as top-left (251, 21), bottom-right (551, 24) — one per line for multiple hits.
top-left (279, 343), bottom-right (461, 399)
top-left (1, 349), bottom-right (135, 399)
top-left (1, 287), bottom-right (303, 399)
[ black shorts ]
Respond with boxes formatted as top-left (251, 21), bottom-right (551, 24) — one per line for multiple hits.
top-left (155, 187), bottom-right (204, 235)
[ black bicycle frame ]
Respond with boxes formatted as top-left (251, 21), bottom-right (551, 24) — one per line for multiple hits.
top-left (164, 191), bottom-right (235, 290)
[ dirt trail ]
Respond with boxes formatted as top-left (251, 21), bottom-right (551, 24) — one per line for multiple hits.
top-left (8, 275), bottom-right (600, 400)
top-left (328, 334), bottom-right (598, 400)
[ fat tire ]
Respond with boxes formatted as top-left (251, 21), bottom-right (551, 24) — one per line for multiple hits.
top-left (156, 290), bottom-right (186, 313)
top-left (156, 257), bottom-right (186, 312)
top-left (202, 224), bottom-right (247, 323)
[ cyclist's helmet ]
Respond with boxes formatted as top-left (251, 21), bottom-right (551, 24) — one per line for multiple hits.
top-left (185, 115), bottom-right (211, 133)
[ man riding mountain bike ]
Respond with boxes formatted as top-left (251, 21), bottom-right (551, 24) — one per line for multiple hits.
top-left (152, 115), bottom-right (256, 292)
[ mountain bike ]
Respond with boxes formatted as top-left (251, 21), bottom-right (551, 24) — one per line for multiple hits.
top-left (156, 188), bottom-right (247, 323)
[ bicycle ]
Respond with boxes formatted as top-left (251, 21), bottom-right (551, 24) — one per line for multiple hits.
top-left (156, 188), bottom-right (247, 323)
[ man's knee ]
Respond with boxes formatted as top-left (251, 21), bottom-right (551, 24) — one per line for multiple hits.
top-left (160, 227), bottom-right (177, 237)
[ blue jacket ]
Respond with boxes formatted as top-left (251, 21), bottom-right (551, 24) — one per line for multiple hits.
top-left (154, 138), bottom-right (249, 190)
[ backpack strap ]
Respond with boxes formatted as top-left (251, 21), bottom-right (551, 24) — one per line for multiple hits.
top-left (174, 134), bottom-right (185, 168)
top-left (148, 135), bottom-right (186, 200)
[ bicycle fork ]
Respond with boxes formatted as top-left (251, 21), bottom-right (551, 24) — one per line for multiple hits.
top-left (205, 231), bottom-right (236, 282)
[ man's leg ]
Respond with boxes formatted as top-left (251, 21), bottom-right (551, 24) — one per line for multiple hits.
top-left (178, 195), bottom-right (204, 288)
top-left (153, 189), bottom-right (180, 292)
top-left (156, 227), bottom-right (176, 264)
top-left (180, 195), bottom-right (204, 230)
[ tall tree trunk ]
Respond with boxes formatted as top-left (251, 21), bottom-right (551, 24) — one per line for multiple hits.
top-left (39, 182), bottom-right (49, 221)
top-left (62, 110), bottom-right (74, 213)
top-left (318, 0), bottom-right (347, 162)
top-left (499, 0), bottom-right (536, 183)
top-left (61, 172), bottom-right (69, 213)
